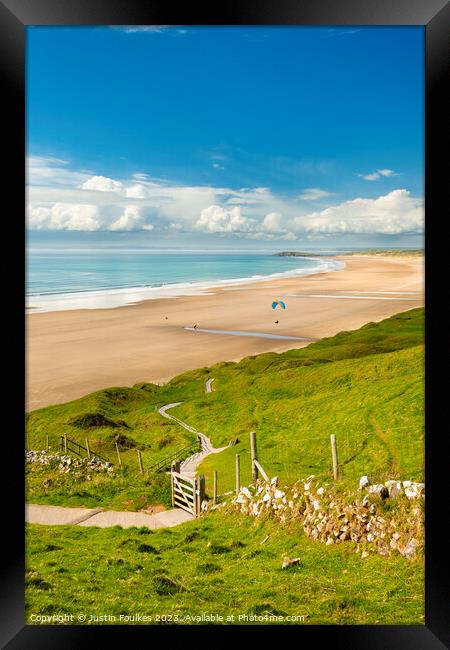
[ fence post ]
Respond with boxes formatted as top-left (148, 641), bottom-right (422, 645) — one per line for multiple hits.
top-left (213, 470), bottom-right (218, 506)
top-left (46, 435), bottom-right (49, 452)
top-left (235, 454), bottom-right (241, 495)
top-left (171, 460), bottom-right (180, 474)
top-left (85, 437), bottom-right (91, 460)
top-left (64, 433), bottom-right (67, 455)
top-left (330, 434), bottom-right (339, 481)
top-left (137, 450), bottom-right (144, 474)
top-left (115, 442), bottom-right (122, 468)
top-left (197, 474), bottom-right (205, 515)
top-left (250, 431), bottom-right (258, 483)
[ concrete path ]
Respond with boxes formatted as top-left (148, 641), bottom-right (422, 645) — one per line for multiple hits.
top-left (158, 402), bottom-right (228, 478)
top-left (205, 377), bottom-right (215, 393)
top-left (26, 503), bottom-right (193, 529)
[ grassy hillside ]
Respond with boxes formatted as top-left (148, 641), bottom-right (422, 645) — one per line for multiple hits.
top-left (26, 383), bottom-right (199, 468)
top-left (175, 308), bottom-right (424, 493)
top-left (26, 509), bottom-right (424, 625)
top-left (27, 308), bottom-right (424, 507)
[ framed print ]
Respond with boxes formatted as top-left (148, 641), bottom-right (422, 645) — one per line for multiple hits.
top-left (1, 0), bottom-right (448, 646)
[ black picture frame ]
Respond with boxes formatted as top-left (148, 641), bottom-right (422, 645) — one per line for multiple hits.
top-left (1, 0), bottom-right (448, 646)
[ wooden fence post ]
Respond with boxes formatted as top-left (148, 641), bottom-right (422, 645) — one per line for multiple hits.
top-left (63, 433), bottom-right (67, 455)
top-left (197, 474), bottom-right (205, 515)
top-left (235, 454), bottom-right (241, 495)
top-left (254, 459), bottom-right (269, 483)
top-left (85, 437), bottom-right (91, 460)
top-left (46, 435), bottom-right (49, 452)
top-left (137, 449), bottom-right (144, 474)
top-left (250, 431), bottom-right (258, 483)
top-left (213, 470), bottom-right (218, 506)
top-left (115, 442), bottom-right (122, 468)
top-left (330, 434), bottom-right (339, 481)
top-left (171, 459), bottom-right (180, 474)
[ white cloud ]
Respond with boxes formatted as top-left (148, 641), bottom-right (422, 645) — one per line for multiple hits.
top-left (28, 203), bottom-right (101, 231)
top-left (116, 26), bottom-right (188, 35)
top-left (261, 212), bottom-right (285, 232)
top-left (132, 173), bottom-right (151, 181)
top-left (26, 156), bottom-right (422, 238)
top-left (195, 205), bottom-right (256, 233)
top-left (125, 184), bottom-right (148, 199)
top-left (293, 189), bottom-right (423, 235)
top-left (81, 175), bottom-right (124, 193)
top-left (109, 206), bottom-right (150, 231)
top-left (358, 168), bottom-right (397, 181)
top-left (296, 187), bottom-right (334, 201)
top-left (27, 156), bottom-right (90, 187)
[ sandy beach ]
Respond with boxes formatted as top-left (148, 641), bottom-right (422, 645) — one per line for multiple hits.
top-left (26, 255), bottom-right (424, 410)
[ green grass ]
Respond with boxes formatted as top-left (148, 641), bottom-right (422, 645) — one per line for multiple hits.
top-left (26, 383), bottom-right (202, 469)
top-left (27, 308), bottom-right (424, 507)
top-left (26, 460), bottom-right (172, 511)
top-left (25, 308), bottom-right (425, 624)
top-left (175, 309), bottom-right (424, 494)
top-left (26, 509), bottom-right (424, 625)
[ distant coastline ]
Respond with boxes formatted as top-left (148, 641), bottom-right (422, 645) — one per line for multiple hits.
top-left (341, 249), bottom-right (424, 257)
top-left (275, 249), bottom-right (424, 258)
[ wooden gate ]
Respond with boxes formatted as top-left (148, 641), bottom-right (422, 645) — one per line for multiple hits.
top-left (171, 470), bottom-right (205, 517)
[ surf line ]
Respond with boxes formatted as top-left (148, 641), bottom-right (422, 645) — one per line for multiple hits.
top-left (184, 327), bottom-right (316, 342)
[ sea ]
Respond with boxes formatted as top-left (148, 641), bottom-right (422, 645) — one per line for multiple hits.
top-left (26, 250), bottom-right (344, 313)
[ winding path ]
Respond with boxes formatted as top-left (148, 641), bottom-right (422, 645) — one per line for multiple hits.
top-left (158, 401), bottom-right (228, 477)
top-left (205, 377), bottom-right (215, 393)
top-left (26, 397), bottom-right (229, 530)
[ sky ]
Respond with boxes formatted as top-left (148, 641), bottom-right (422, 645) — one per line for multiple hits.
top-left (26, 26), bottom-right (424, 250)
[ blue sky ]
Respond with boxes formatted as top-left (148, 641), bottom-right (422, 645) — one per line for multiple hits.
top-left (26, 26), bottom-right (424, 249)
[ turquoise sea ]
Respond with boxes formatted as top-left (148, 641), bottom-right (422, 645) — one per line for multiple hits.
top-left (26, 250), bottom-right (343, 312)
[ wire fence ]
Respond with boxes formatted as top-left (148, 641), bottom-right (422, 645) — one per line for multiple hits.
top-left (199, 422), bottom-right (424, 498)
top-left (25, 419), bottom-right (424, 495)
top-left (24, 430), bottom-right (199, 478)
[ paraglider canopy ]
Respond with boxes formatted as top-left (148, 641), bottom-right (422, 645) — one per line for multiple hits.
top-left (271, 299), bottom-right (286, 310)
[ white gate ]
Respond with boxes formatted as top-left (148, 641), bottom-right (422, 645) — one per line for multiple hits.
top-left (171, 470), bottom-right (205, 517)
